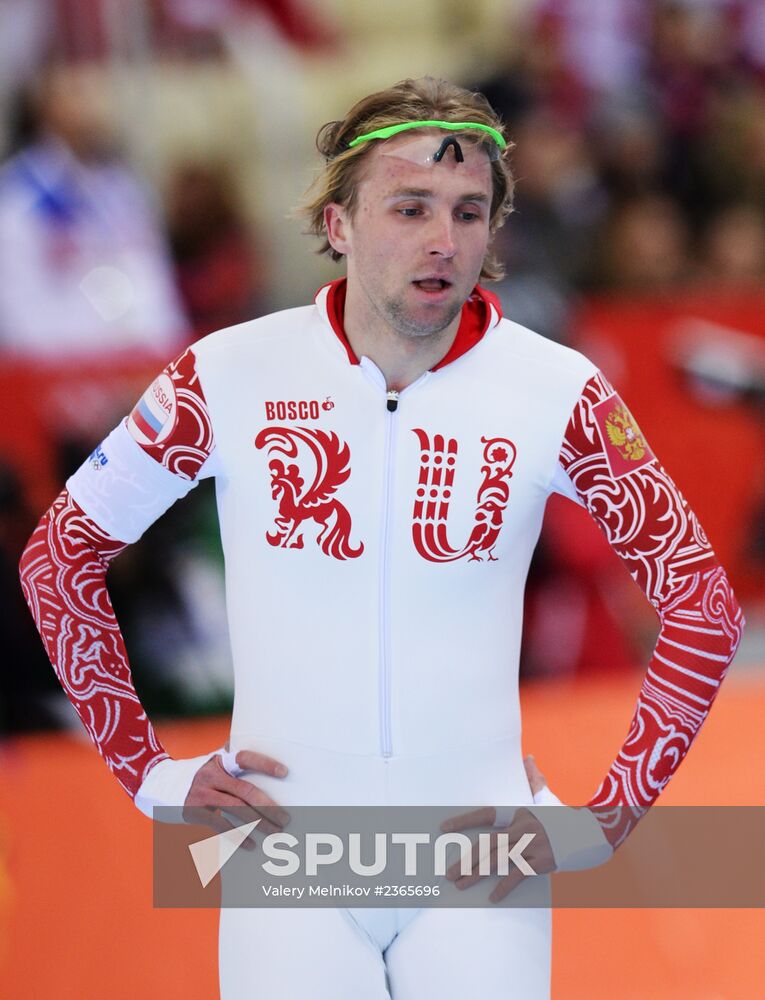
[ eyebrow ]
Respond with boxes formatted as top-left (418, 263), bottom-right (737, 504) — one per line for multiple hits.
top-left (386, 187), bottom-right (490, 203)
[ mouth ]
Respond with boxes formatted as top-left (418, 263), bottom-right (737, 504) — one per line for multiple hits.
top-left (412, 278), bottom-right (453, 294)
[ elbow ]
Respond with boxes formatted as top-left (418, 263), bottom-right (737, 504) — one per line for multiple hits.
top-left (19, 512), bottom-right (47, 577)
top-left (710, 565), bottom-right (745, 657)
top-left (18, 507), bottom-right (53, 604)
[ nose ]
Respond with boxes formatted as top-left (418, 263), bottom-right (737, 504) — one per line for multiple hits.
top-left (427, 212), bottom-right (457, 259)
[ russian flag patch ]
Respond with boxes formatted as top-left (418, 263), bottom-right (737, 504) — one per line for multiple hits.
top-left (128, 373), bottom-right (178, 446)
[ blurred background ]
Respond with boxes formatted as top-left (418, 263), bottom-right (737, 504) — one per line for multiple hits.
top-left (0, 0), bottom-right (764, 997)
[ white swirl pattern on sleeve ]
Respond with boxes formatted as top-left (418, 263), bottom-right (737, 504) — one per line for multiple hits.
top-left (558, 372), bottom-right (744, 847)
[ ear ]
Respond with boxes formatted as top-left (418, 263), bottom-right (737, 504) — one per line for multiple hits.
top-left (324, 202), bottom-right (352, 256)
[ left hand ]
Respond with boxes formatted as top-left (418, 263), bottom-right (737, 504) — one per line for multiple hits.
top-left (440, 755), bottom-right (557, 903)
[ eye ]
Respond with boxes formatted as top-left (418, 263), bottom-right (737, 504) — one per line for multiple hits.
top-left (397, 206), bottom-right (422, 218)
top-left (457, 208), bottom-right (483, 222)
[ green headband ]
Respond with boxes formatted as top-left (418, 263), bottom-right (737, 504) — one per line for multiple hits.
top-left (348, 120), bottom-right (507, 150)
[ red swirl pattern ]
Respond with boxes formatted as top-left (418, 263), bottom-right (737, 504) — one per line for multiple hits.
top-left (19, 490), bottom-right (169, 798)
top-left (129, 347), bottom-right (215, 479)
top-left (411, 430), bottom-right (517, 562)
top-left (560, 373), bottom-right (745, 847)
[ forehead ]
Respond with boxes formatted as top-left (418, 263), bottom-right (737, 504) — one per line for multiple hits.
top-left (357, 130), bottom-right (494, 200)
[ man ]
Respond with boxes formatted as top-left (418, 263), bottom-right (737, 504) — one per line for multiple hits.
top-left (20, 77), bottom-right (743, 998)
top-left (0, 60), bottom-right (186, 356)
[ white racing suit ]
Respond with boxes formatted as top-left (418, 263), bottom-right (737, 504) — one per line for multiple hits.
top-left (20, 280), bottom-right (744, 997)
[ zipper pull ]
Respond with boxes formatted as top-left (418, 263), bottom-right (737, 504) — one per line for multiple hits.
top-left (386, 390), bottom-right (399, 413)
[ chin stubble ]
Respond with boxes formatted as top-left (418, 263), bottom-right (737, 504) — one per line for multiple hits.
top-left (382, 294), bottom-right (463, 340)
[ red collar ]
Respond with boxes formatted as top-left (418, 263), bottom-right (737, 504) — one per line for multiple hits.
top-left (318, 278), bottom-right (501, 371)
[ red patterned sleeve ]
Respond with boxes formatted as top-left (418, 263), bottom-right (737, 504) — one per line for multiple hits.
top-left (126, 346), bottom-right (214, 479)
top-left (19, 490), bottom-right (168, 797)
top-left (19, 348), bottom-right (215, 799)
top-left (558, 372), bottom-right (745, 848)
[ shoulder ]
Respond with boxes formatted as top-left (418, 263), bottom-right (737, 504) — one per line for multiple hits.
top-left (190, 303), bottom-right (318, 366)
top-left (484, 316), bottom-right (598, 387)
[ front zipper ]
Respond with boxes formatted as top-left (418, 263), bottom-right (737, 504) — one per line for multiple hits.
top-left (364, 367), bottom-right (428, 760)
top-left (378, 389), bottom-right (398, 757)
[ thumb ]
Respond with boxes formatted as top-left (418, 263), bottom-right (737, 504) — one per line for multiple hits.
top-left (523, 754), bottom-right (546, 795)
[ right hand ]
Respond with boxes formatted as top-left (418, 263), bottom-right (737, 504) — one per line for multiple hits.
top-left (183, 750), bottom-right (291, 838)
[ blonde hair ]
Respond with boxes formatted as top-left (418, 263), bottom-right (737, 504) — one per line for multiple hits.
top-left (298, 77), bottom-right (515, 281)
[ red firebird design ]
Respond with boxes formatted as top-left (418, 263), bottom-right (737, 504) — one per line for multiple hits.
top-left (412, 429), bottom-right (517, 562)
top-left (254, 426), bottom-right (364, 560)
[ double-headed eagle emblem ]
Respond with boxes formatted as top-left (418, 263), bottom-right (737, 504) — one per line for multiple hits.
top-left (604, 404), bottom-right (647, 462)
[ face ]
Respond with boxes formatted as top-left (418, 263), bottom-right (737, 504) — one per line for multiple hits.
top-left (325, 131), bottom-right (494, 340)
top-left (40, 63), bottom-right (116, 160)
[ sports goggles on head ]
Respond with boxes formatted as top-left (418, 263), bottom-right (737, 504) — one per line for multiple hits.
top-left (347, 119), bottom-right (506, 165)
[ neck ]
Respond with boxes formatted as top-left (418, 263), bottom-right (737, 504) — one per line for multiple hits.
top-left (342, 281), bottom-right (462, 391)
